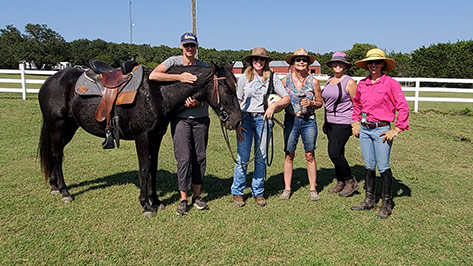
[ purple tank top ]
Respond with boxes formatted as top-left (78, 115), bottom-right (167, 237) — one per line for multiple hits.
top-left (322, 75), bottom-right (353, 124)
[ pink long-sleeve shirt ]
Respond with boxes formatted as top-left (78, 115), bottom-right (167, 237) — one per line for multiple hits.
top-left (352, 74), bottom-right (410, 131)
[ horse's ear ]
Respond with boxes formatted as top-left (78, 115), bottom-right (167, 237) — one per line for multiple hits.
top-left (210, 61), bottom-right (218, 73)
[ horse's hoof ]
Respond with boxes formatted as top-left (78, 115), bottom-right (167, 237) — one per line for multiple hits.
top-left (61, 196), bottom-right (73, 203)
top-left (158, 203), bottom-right (165, 211)
top-left (143, 211), bottom-right (157, 218)
top-left (50, 190), bottom-right (60, 196)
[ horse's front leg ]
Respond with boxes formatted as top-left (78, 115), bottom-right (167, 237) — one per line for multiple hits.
top-left (135, 133), bottom-right (164, 217)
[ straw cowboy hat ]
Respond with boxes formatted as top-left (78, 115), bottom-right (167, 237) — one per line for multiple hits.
top-left (326, 52), bottom-right (352, 68)
top-left (245, 47), bottom-right (272, 63)
top-left (354, 48), bottom-right (396, 71)
top-left (285, 48), bottom-right (317, 65)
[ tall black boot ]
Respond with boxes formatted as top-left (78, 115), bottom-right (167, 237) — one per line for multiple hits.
top-left (377, 169), bottom-right (394, 219)
top-left (351, 169), bottom-right (376, 210)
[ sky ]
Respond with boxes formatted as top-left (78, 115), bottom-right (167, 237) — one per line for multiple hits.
top-left (1, 0), bottom-right (473, 55)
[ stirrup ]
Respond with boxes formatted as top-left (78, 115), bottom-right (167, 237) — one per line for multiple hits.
top-left (102, 128), bottom-right (115, 149)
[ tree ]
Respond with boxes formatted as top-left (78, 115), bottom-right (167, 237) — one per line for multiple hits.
top-left (0, 25), bottom-right (26, 68)
top-left (23, 24), bottom-right (69, 68)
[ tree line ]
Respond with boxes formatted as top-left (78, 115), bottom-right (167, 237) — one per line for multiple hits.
top-left (1, 24), bottom-right (473, 80)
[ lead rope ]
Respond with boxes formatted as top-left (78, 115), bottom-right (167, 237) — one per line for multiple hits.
top-left (221, 117), bottom-right (273, 166)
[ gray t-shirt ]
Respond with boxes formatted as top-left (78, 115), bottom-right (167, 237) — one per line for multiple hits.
top-left (237, 72), bottom-right (288, 113)
top-left (162, 55), bottom-right (209, 118)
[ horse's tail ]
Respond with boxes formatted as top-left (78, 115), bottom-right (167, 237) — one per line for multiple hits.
top-left (38, 119), bottom-right (52, 182)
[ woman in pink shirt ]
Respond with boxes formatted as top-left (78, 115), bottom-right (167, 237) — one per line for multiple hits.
top-left (350, 48), bottom-right (409, 219)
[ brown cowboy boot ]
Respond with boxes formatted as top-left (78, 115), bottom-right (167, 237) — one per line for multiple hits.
top-left (339, 176), bottom-right (359, 197)
top-left (328, 179), bottom-right (345, 193)
top-left (351, 170), bottom-right (376, 210)
top-left (377, 169), bottom-right (394, 219)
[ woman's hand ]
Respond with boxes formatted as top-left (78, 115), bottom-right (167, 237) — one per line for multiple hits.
top-left (380, 128), bottom-right (400, 143)
top-left (184, 97), bottom-right (203, 108)
top-left (264, 104), bottom-right (276, 120)
top-left (352, 121), bottom-right (360, 138)
top-left (300, 98), bottom-right (312, 107)
top-left (236, 126), bottom-right (247, 142)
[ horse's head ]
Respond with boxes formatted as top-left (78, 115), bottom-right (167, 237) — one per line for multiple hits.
top-left (206, 62), bottom-right (242, 130)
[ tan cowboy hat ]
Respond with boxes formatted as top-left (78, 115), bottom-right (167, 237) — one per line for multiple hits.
top-left (245, 47), bottom-right (272, 63)
top-left (354, 48), bottom-right (396, 71)
top-left (285, 48), bottom-right (317, 65)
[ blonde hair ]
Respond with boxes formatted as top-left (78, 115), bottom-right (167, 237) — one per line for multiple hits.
top-left (244, 59), bottom-right (271, 82)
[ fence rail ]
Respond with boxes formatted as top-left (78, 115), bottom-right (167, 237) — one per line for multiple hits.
top-left (1, 69), bottom-right (473, 112)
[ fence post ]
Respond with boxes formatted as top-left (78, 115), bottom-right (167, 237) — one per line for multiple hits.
top-left (20, 64), bottom-right (27, 100)
top-left (414, 79), bottom-right (420, 112)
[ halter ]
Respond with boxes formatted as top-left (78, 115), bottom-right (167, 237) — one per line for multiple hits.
top-left (211, 75), bottom-right (230, 123)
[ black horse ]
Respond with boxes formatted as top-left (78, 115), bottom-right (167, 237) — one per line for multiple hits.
top-left (38, 62), bottom-right (242, 217)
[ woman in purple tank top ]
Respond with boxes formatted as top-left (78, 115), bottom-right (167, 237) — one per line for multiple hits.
top-left (321, 52), bottom-right (359, 197)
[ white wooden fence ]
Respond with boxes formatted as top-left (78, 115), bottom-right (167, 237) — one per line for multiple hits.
top-left (1, 68), bottom-right (473, 112)
top-left (0, 65), bottom-right (57, 100)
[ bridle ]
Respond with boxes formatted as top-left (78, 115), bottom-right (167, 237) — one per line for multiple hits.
top-left (211, 75), bottom-right (230, 123)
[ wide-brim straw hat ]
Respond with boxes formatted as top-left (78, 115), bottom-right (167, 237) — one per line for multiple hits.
top-left (354, 48), bottom-right (396, 71)
top-left (285, 48), bottom-right (317, 65)
top-left (326, 52), bottom-right (352, 68)
top-left (245, 47), bottom-right (272, 63)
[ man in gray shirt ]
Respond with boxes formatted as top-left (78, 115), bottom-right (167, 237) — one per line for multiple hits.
top-left (149, 32), bottom-right (209, 215)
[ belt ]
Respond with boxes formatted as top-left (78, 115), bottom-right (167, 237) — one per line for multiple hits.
top-left (295, 114), bottom-right (315, 119)
top-left (361, 121), bottom-right (390, 128)
top-left (243, 112), bottom-right (264, 117)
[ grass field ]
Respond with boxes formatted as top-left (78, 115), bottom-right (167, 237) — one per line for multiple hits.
top-left (0, 91), bottom-right (472, 265)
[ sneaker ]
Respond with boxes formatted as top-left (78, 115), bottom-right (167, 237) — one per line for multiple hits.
top-left (280, 189), bottom-right (291, 200)
top-left (310, 190), bottom-right (320, 201)
top-left (192, 195), bottom-right (209, 210)
top-left (255, 196), bottom-right (267, 206)
top-left (232, 195), bottom-right (245, 207)
top-left (176, 200), bottom-right (188, 215)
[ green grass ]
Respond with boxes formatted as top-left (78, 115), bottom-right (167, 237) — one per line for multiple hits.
top-left (0, 93), bottom-right (472, 265)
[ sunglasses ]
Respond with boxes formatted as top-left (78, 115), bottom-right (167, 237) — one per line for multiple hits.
top-left (253, 57), bottom-right (266, 62)
top-left (367, 60), bottom-right (385, 65)
top-left (294, 57), bottom-right (308, 63)
top-left (183, 43), bottom-right (197, 48)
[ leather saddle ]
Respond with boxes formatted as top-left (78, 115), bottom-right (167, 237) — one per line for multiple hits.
top-left (74, 60), bottom-right (143, 149)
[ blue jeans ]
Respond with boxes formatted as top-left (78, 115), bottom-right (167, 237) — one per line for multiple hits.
top-left (284, 114), bottom-right (318, 153)
top-left (232, 113), bottom-right (272, 197)
top-left (359, 125), bottom-right (392, 173)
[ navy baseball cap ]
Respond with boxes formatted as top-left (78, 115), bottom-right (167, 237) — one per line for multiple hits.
top-left (180, 32), bottom-right (199, 45)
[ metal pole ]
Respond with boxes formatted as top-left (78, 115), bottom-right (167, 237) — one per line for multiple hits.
top-left (129, 0), bottom-right (133, 44)
top-left (192, 0), bottom-right (198, 59)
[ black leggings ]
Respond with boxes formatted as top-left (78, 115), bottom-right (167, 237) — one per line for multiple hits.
top-left (326, 122), bottom-right (352, 180)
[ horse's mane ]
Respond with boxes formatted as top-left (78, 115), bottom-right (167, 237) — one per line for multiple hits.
top-left (166, 64), bottom-right (237, 93)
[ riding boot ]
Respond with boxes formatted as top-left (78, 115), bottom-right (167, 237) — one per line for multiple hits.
top-left (102, 127), bottom-right (115, 149)
top-left (339, 175), bottom-right (359, 197)
top-left (351, 169), bottom-right (376, 210)
top-left (377, 169), bottom-right (394, 219)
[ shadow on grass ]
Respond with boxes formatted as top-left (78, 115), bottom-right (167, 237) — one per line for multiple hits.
top-left (265, 164), bottom-right (411, 201)
top-left (66, 164), bottom-right (410, 207)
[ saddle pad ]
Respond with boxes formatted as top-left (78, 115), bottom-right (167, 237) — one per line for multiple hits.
top-left (75, 65), bottom-right (144, 103)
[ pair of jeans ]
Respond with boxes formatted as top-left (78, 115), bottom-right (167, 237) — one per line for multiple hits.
top-left (359, 125), bottom-right (392, 173)
top-left (171, 117), bottom-right (210, 191)
top-left (232, 113), bottom-right (272, 197)
top-left (283, 114), bottom-right (318, 153)
top-left (326, 122), bottom-right (352, 179)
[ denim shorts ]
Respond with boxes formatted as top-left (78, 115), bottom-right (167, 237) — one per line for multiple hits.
top-left (284, 114), bottom-right (318, 153)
